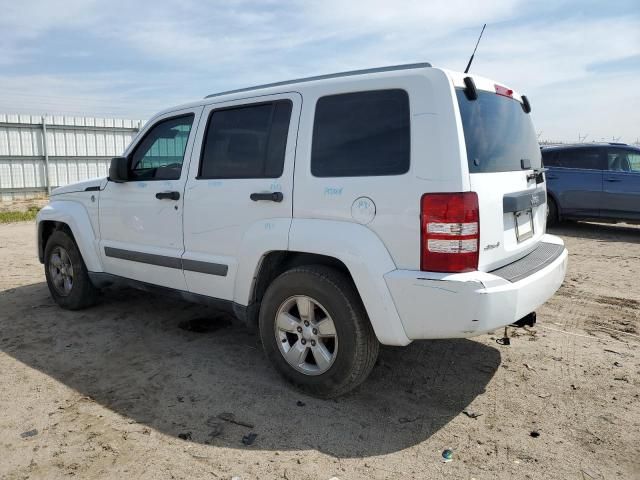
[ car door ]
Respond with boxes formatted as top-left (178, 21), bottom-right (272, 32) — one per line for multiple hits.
top-left (545, 148), bottom-right (604, 218)
top-left (181, 93), bottom-right (301, 302)
top-left (99, 107), bottom-right (203, 289)
top-left (602, 148), bottom-right (640, 221)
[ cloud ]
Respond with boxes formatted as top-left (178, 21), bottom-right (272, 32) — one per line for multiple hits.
top-left (0, 73), bottom-right (166, 118)
top-left (532, 71), bottom-right (640, 143)
top-left (0, 0), bottom-right (100, 36)
top-left (587, 54), bottom-right (640, 74)
top-left (1, 0), bottom-right (638, 141)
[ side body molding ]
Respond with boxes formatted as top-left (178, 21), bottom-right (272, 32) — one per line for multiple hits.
top-left (287, 219), bottom-right (411, 346)
top-left (37, 200), bottom-right (103, 273)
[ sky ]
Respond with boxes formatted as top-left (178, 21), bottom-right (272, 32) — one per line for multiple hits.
top-left (1, 0), bottom-right (638, 143)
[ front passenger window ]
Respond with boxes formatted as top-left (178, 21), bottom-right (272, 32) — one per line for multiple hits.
top-left (608, 150), bottom-right (640, 173)
top-left (628, 152), bottom-right (640, 172)
top-left (130, 114), bottom-right (195, 181)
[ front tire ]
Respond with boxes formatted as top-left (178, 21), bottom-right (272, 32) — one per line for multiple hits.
top-left (44, 230), bottom-right (98, 310)
top-left (259, 265), bottom-right (379, 398)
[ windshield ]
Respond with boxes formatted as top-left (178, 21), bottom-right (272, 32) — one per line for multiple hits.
top-left (456, 89), bottom-right (541, 173)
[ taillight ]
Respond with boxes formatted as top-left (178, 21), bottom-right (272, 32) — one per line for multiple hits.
top-left (421, 192), bottom-right (479, 273)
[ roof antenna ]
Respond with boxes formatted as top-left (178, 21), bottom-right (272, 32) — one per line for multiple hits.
top-left (464, 24), bottom-right (486, 74)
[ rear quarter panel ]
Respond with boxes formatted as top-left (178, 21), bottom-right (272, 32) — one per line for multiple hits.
top-left (288, 218), bottom-right (411, 346)
top-left (292, 68), bottom-right (467, 271)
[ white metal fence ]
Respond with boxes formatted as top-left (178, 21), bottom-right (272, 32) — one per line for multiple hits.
top-left (0, 114), bottom-right (143, 201)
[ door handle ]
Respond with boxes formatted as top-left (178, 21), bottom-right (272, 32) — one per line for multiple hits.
top-left (546, 175), bottom-right (558, 180)
top-left (155, 191), bottom-right (180, 200)
top-left (250, 191), bottom-right (283, 202)
top-left (605, 178), bottom-right (621, 183)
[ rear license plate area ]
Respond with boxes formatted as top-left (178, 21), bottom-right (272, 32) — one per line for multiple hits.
top-left (515, 209), bottom-right (534, 242)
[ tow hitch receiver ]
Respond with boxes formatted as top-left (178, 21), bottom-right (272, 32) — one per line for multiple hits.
top-left (498, 312), bottom-right (537, 346)
top-left (511, 312), bottom-right (537, 328)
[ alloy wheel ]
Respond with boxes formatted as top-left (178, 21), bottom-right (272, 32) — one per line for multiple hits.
top-left (48, 246), bottom-right (74, 296)
top-left (274, 295), bottom-right (338, 376)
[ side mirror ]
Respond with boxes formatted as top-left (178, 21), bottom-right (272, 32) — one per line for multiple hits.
top-left (108, 156), bottom-right (129, 183)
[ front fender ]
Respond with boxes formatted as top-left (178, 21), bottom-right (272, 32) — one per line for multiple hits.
top-left (37, 200), bottom-right (103, 272)
top-left (288, 219), bottom-right (411, 346)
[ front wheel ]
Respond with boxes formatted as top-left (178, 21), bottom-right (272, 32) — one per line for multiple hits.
top-left (259, 265), bottom-right (379, 398)
top-left (44, 230), bottom-right (98, 310)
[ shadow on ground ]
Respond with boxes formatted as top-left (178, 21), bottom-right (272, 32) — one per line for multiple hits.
top-left (549, 221), bottom-right (640, 242)
top-left (0, 282), bottom-right (500, 458)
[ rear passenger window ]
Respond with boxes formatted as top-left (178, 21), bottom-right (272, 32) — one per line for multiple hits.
top-left (311, 89), bottom-right (410, 177)
top-left (199, 100), bottom-right (292, 179)
top-left (555, 149), bottom-right (603, 170)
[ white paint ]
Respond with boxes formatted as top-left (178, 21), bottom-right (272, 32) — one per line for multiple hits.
top-left (351, 196), bottom-right (376, 224)
top-left (385, 236), bottom-right (567, 339)
top-left (182, 92), bottom-right (302, 301)
top-left (288, 218), bottom-right (410, 346)
top-left (36, 65), bottom-right (567, 348)
top-left (37, 199), bottom-right (102, 272)
top-left (98, 107), bottom-right (201, 290)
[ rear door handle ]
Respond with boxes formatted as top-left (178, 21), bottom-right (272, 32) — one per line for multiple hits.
top-left (155, 191), bottom-right (180, 200)
top-left (605, 178), bottom-right (621, 183)
top-left (250, 191), bottom-right (283, 202)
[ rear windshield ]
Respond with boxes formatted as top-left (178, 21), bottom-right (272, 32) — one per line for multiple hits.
top-left (456, 89), bottom-right (541, 173)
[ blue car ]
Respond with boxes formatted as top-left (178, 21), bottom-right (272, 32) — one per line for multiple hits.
top-left (542, 143), bottom-right (640, 224)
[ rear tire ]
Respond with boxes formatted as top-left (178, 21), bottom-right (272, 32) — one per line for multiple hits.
top-left (547, 197), bottom-right (559, 226)
top-left (259, 265), bottom-right (379, 398)
top-left (44, 230), bottom-right (98, 310)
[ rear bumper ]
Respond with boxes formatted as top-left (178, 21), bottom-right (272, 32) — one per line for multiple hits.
top-left (384, 234), bottom-right (568, 340)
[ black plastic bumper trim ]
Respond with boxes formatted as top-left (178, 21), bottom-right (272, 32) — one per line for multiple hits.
top-left (489, 242), bottom-right (565, 283)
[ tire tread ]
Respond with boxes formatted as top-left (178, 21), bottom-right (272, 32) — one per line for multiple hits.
top-left (44, 230), bottom-right (98, 310)
top-left (260, 265), bottom-right (379, 398)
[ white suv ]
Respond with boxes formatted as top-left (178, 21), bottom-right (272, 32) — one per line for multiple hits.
top-left (37, 63), bottom-right (568, 397)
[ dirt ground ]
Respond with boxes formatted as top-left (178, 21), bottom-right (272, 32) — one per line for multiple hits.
top-left (0, 199), bottom-right (48, 214)
top-left (0, 221), bottom-right (638, 480)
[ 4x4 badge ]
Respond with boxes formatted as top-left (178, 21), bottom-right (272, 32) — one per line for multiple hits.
top-left (484, 241), bottom-right (500, 251)
top-left (531, 193), bottom-right (543, 207)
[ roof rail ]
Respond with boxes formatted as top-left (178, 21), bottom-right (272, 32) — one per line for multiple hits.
top-left (204, 62), bottom-right (432, 99)
top-left (608, 142), bottom-right (627, 146)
